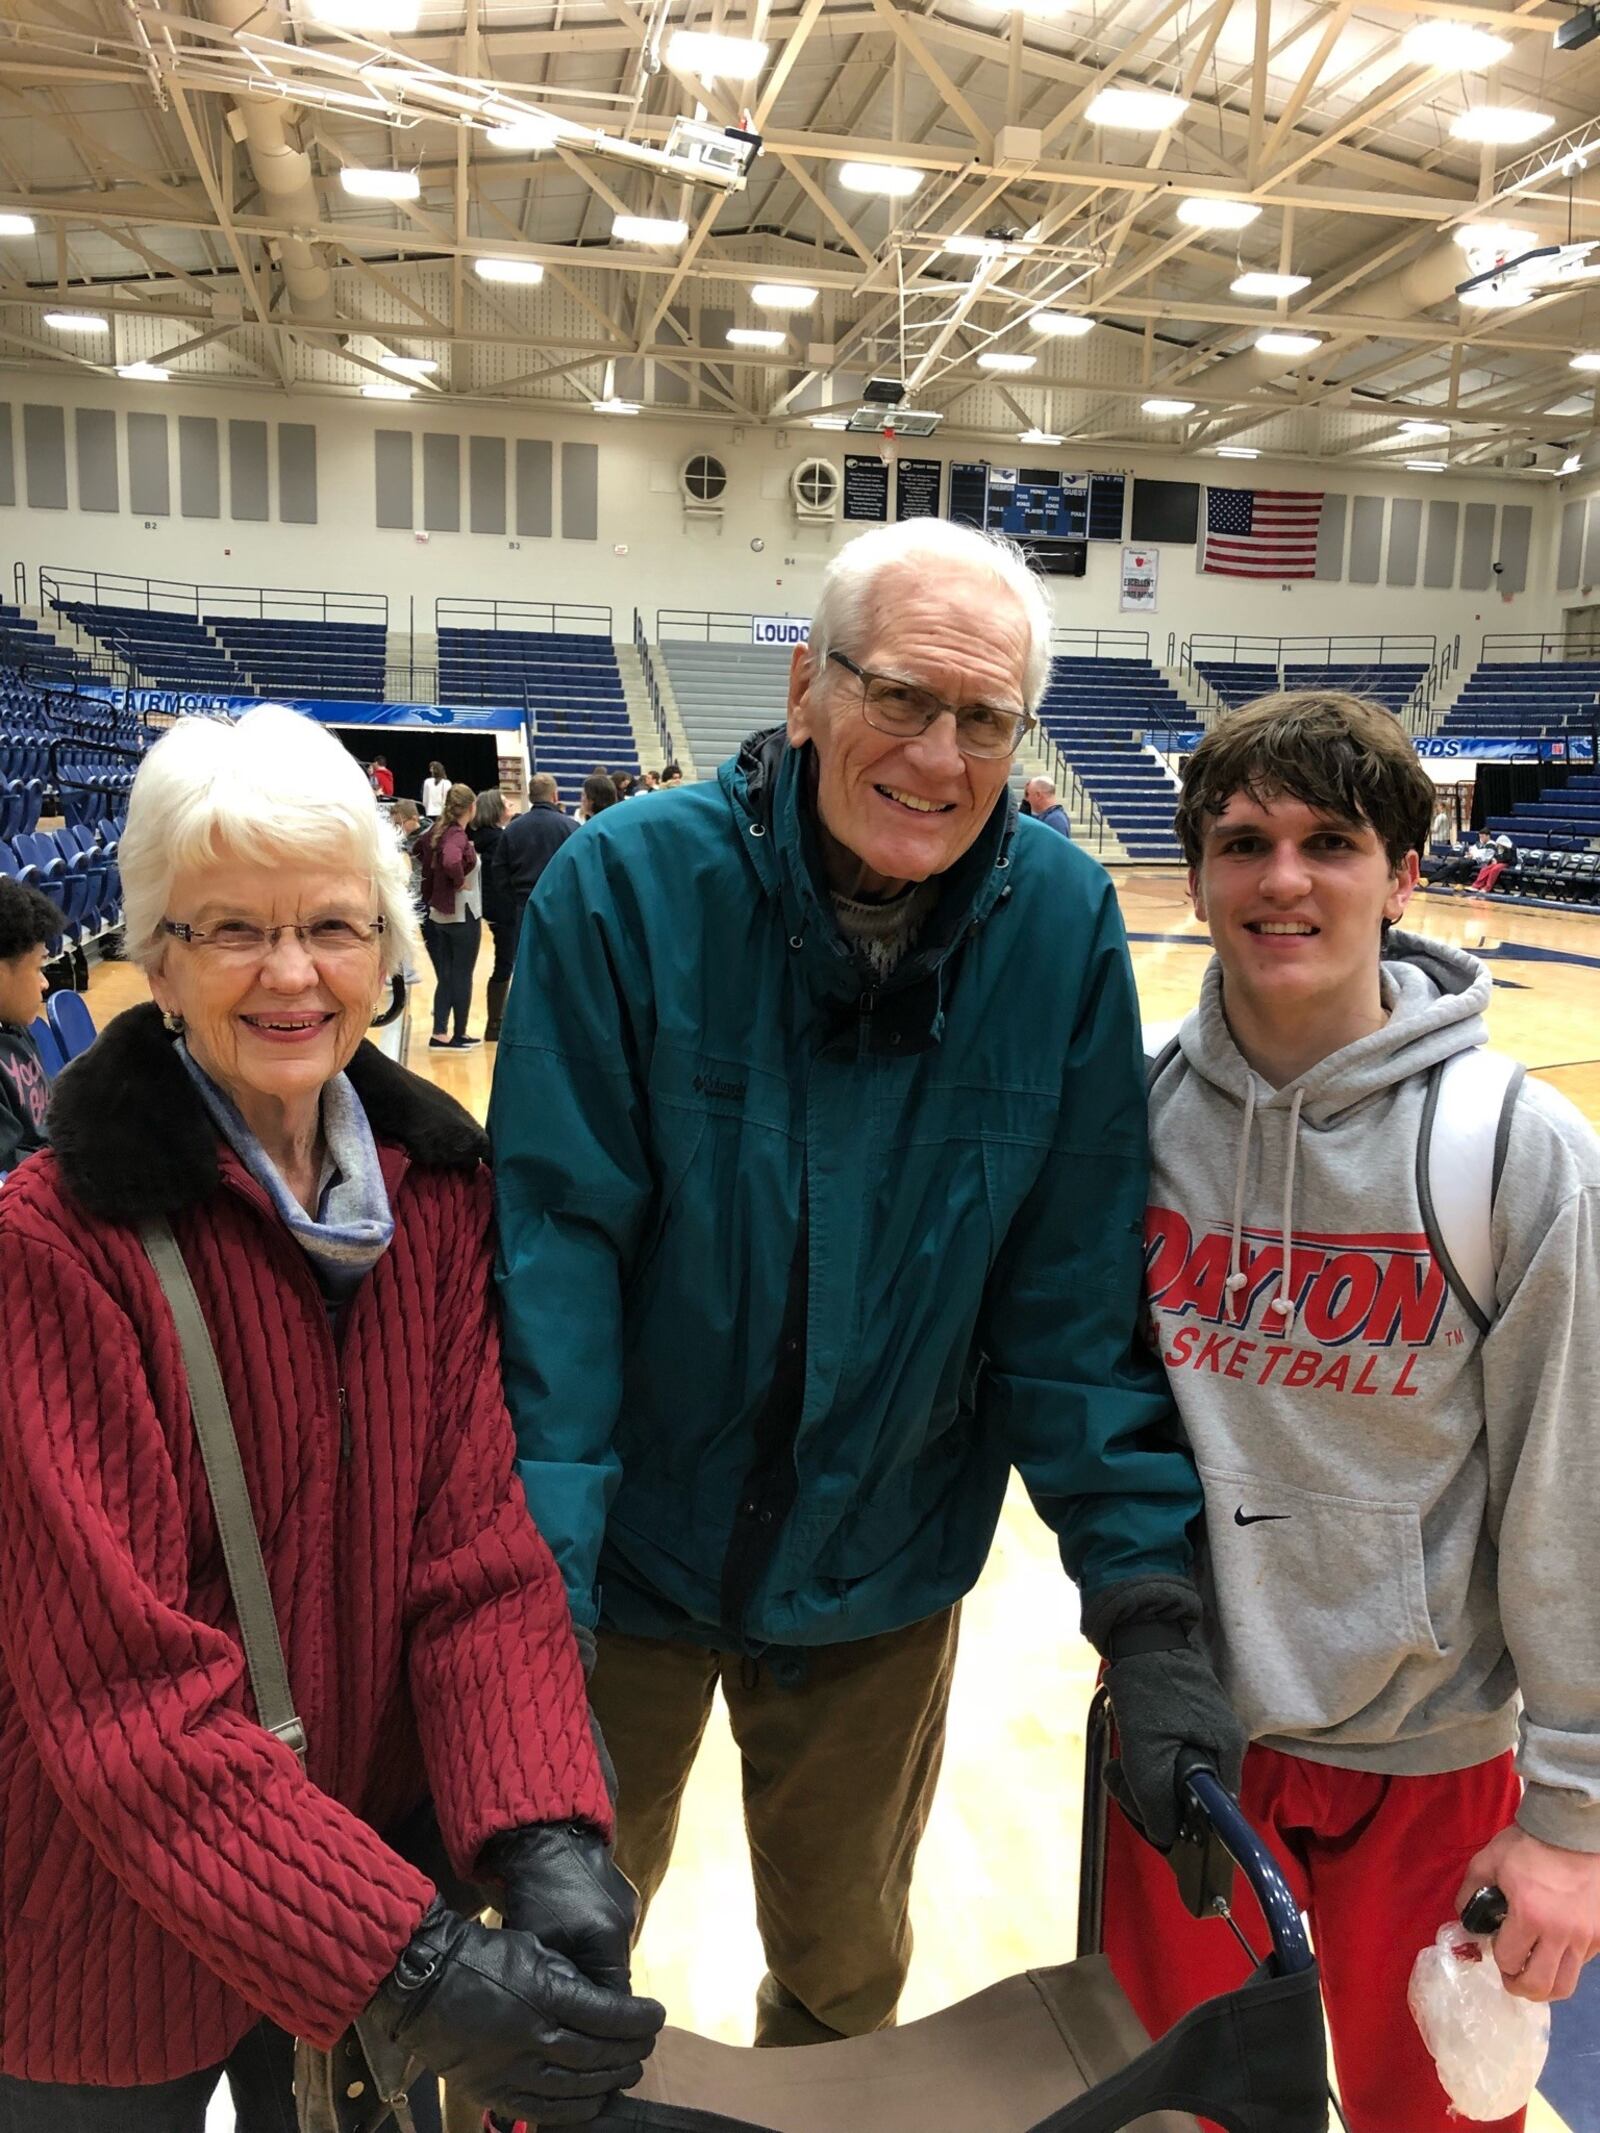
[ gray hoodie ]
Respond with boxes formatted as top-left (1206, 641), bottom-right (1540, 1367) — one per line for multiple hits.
top-left (1147, 929), bottom-right (1600, 1851)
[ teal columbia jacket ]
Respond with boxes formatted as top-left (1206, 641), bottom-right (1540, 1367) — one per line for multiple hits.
top-left (490, 729), bottom-right (1199, 1649)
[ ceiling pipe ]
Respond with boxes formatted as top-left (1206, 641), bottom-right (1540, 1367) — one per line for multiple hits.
top-left (201, 0), bottom-right (335, 322)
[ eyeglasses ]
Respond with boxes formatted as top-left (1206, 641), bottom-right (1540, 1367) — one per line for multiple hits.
top-left (826, 651), bottom-right (1034, 760)
top-left (162, 916), bottom-right (386, 962)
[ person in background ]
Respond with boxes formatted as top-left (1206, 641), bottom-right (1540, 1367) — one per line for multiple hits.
top-left (0, 879), bottom-right (60, 1174)
top-left (490, 516), bottom-right (1240, 2049)
top-left (419, 783), bottom-right (481, 1052)
top-left (470, 788), bottom-right (516, 1044)
top-left (391, 798), bottom-right (424, 900)
top-left (369, 755), bottom-right (395, 799)
top-left (1116, 690), bottom-right (1600, 2133)
top-left (635, 771), bottom-right (659, 795)
top-left (0, 704), bottom-right (662, 2132)
top-left (492, 772), bottom-right (576, 950)
top-left (1023, 776), bottom-right (1073, 839)
top-left (578, 773), bottom-right (617, 824)
top-left (658, 763), bottom-right (684, 790)
top-left (1470, 831), bottom-right (1516, 895)
top-left (421, 761), bottom-right (450, 818)
top-left (611, 773), bottom-right (636, 803)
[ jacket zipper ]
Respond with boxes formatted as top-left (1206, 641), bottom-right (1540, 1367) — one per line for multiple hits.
top-left (338, 1381), bottom-right (351, 1465)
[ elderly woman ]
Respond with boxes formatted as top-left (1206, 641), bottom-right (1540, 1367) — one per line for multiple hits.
top-left (0, 706), bottom-right (660, 2132)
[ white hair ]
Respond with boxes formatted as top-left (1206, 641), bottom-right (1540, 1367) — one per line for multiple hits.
top-left (808, 517), bottom-right (1055, 711)
top-left (119, 704), bottom-right (422, 979)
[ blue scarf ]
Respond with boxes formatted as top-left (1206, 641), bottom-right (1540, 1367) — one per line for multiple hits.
top-left (178, 1041), bottom-right (395, 1301)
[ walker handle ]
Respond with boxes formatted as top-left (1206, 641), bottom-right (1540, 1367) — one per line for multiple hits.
top-left (1461, 1884), bottom-right (1509, 1936)
top-left (1176, 1755), bottom-right (1315, 1978)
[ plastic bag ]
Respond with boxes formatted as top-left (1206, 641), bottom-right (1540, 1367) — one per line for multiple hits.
top-left (1408, 1921), bottom-right (1550, 2121)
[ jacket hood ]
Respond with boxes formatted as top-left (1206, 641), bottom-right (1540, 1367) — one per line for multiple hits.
top-left (49, 1000), bottom-right (488, 1222)
top-left (1180, 926), bottom-right (1491, 1125)
top-left (720, 725), bottom-right (1018, 1012)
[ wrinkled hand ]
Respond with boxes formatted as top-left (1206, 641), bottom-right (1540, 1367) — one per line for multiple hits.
top-left (364, 1897), bottom-right (663, 2125)
top-left (1455, 1825), bottom-right (1600, 2003)
top-left (1104, 1646), bottom-right (1247, 1852)
top-left (490, 1821), bottom-right (638, 1995)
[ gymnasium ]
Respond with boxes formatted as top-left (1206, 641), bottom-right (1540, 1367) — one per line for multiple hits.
top-left (0, 0), bottom-right (1597, 2128)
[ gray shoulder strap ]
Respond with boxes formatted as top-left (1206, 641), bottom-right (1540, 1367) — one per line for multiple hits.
top-left (139, 1218), bottom-right (307, 1767)
top-left (1143, 1019), bottom-right (1183, 1093)
top-left (1417, 1049), bottom-right (1525, 1336)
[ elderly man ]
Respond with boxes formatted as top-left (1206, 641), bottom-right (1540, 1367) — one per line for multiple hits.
top-left (490, 518), bottom-right (1240, 2047)
top-left (1024, 774), bottom-right (1073, 838)
top-left (491, 769), bottom-right (576, 944)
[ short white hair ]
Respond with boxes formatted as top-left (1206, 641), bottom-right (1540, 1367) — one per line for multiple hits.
top-left (120, 704), bottom-right (422, 979)
top-left (808, 517), bottom-right (1054, 711)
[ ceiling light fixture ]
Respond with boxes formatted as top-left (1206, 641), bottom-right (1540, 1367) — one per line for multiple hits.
top-left (809, 415), bottom-right (849, 429)
top-left (751, 283), bottom-right (818, 310)
top-left (43, 312), bottom-right (107, 333)
top-left (1085, 88), bottom-right (1190, 129)
top-left (1455, 222), bottom-right (1537, 256)
top-left (1018, 427), bottom-right (1064, 445)
top-left (1176, 197), bottom-right (1261, 230)
top-left (838, 162), bottom-right (923, 197)
top-left (1449, 107), bottom-right (1553, 144)
top-left (977, 351), bottom-right (1037, 372)
top-left (1143, 397), bottom-right (1197, 415)
top-left (485, 117), bottom-right (565, 151)
top-left (1400, 21), bottom-right (1512, 69)
top-left (382, 355), bottom-right (437, 376)
top-left (340, 167), bottom-right (421, 200)
top-left (475, 257), bottom-right (546, 284)
top-left (1400, 419), bottom-right (1451, 434)
top-left (1216, 446), bottom-right (1259, 458)
top-left (664, 30), bottom-right (770, 80)
top-left (727, 327), bottom-right (787, 349)
top-left (1405, 459), bottom-right (1447, 471)
top-left (592, 397), bottom-right (642, 414)
top-left (1255, 330), bottom-right (1321, 356)
top-left (361, 381), bottom-right (416, 398)
top-left (611, 213), bottom-right (689, 245)
top-left (1031, 311), bottom-right (1095, 337)
top-left (117, 362), bottom-right (168, 382)
top-left (306, 0), bottom-right (420, 26)
top-left (1571, 351), bottom-right (1600, 371)
top-left (1231, 270), bottom-right (1312, 297)
top-left (0, 213), bottom-right (34, 237)
top-left (945, 233), bottom-right (1008, 258)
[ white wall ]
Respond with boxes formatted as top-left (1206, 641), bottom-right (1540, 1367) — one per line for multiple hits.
top-left (0, 371), bottom-right (1560, 668)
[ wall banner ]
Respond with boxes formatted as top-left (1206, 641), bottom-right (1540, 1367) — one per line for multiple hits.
top-left (1415, 734), bottom-right (1596, 762)
top-left (751, 615), bottom-right (810, 647)
top-left (69, 682), bottom-right (524, 731)
top-left (1119, 546), bottom-right (1159, 612)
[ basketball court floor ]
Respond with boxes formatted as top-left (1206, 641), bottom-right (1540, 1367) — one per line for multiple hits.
top-left (83, 869), bottom-right (1598, 2133)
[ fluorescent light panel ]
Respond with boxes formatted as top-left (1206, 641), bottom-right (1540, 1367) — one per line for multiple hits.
top-left (664, 30), bottom-right (769, 80)
top-left (1455, 222), bottom-right (1536, 254)
top-left (809, 416), bottom-right (849, 429)
top-left (751, 283), bottom-right (818, 311)
top-left (1400, 419), bottom-right (1451, 434)
top-left (1449, 107), bottom-right (1552, 144)
top-left (1176, 197), bottom-right (1261, 230)
top-left (1231, 271), bottom-right (1311, 297)
top-left (1018, 428), bottom-right (1063, 445)
top-left (1571, 351), bottom-right (1600, 371)
top-left (485, 118), bottom-right (564, 151)
top-left (475, 257), bottom-right (545, 284)
top-left (727, 327), bottom-right (786, 349)
top-left (1085, 88), bottom-right (1189, 129)
top-left (1255, 330), bottom-right (1321, 357)
top-left (1216, 447), bottom-right (1259, 458)
top-left (1401, 21), bottom-right (1511, 69)
top-left (0, 213), bottom-right (34, 236)
top-left (839, 162), bottom-right (922, 197)
top-left (1405, 459), bottom-right (1447, 471)
top-left (612, 214), bottom-right (688, 245)
top-left (977, 351), bottom-right (1036, 372)
top-left (340, 167), bottom-right (421, 200)
top-left (1143, 397), bottom-right (1196, 415)
top-left (306, 0), bottom-right (420, 26)
top-left (43, 312), bottom-right (107, 333)
top-left (592, 397), bottom-right (641, 414)
top-left (1032, 311), bottom-right (1095, 337)
top-left (117, 362), bottom-right (168, 381)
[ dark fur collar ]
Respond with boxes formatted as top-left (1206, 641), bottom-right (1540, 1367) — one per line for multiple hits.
top-left (49, 1001), bottom-right (489, 1221)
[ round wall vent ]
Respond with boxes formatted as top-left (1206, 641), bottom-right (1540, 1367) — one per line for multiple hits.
top-left (791, 457), bottom-right (841, 518)
top-left (680, 452), bottom-right (729, 506)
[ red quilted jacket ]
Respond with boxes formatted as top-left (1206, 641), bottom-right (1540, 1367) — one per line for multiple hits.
top-left (0, 1005), bottom-right (611, 2085)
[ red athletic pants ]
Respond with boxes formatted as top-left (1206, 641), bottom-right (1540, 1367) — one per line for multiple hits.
top-left (1101, 1742), bottom-right (1525, 2133)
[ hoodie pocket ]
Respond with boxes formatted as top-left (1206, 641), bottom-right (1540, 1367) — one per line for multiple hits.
top-left (1198, 1461), bottom-right (1445, 1741)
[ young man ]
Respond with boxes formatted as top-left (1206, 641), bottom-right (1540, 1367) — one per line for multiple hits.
top-left (1105, 691), bottom-right (1600, 2133)
top-left (0, 881), bottom-right (61, 1171)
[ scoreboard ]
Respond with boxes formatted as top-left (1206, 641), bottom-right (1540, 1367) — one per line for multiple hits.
top-left (948, 465), bottom-right (1127, 560)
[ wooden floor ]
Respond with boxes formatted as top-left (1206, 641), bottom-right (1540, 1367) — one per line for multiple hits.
top-left (86, 870), bottom-right (1600, 2133)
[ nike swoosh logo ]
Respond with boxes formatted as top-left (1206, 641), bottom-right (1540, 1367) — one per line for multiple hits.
top-left (1234, 1507), bottom-right (1291, 1527)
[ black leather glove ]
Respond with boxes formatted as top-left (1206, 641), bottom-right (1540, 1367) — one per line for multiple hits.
top-left (486, 1821), bottom-right (637, 1994)
top-left (362, 1896), bottom-right (664, 2126)
top-left (1083, 1577), bottom-right (1247, 1853)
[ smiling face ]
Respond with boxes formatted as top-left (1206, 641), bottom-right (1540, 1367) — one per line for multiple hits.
top-left (1192, 789), bottom-right (1420, 1038)
top-left (149, 856), bottom-right (386, 1130)
top-left (788, 562), bottom-right (1028, 897)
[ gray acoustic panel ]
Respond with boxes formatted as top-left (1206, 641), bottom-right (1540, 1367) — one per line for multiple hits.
top-left (1422, 499), bottom-right (1459, 590)
top-left (375, 429), bottom-right (413, 529)
top-left (178, 415), bottom-right (220, 518)
top-left (128, 411), bottom-right (170, 515)
top-left (0, 405), bottom-right (14, 507)
top-left (1385, 496), bottom-right (1421, 587)
top-left (1349, 494), bottom-right (1384, 584)
top-left (1461, 502), bottom-right (1496, 591)
top-left (516, 438), bottom-right (552, 537)
top-left (1498, 503), bottom-right (1531, 595)
top-left (469, 434), bottom-right (505, 534)
top-left (229, 419), bottom-right (269, 521)
top-left (1557, 500), bottom-right (1583, 592)
top-left (75, 408), bottom-right (118, 514)
top-left (1314, 492), bottom-right (1346, 580)
top-left (561, 441), bottom-right (598, 540)
top-left (1585, 498), bottom-right (1600, 589)
top-left (422, 431), bottom-right (460, 532)
top-left (278, 423), bottom-right (317, 524)
top-left (22, 404), bottom-right (67, 511)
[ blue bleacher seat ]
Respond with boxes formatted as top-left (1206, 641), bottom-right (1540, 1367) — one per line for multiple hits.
top-left (46, 989), bottom-right (96, 1062)
top-left (29, 1016), bottom-right (65, 1078)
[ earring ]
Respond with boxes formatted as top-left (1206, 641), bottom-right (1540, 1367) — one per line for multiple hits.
top-left (162, 1010), bottom-right (184, 1034)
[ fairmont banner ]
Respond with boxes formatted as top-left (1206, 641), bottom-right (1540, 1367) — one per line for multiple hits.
top-left (68, 683), bottom-right (524, 732)
top-left (1414, 734), bottom-right (1595, 762)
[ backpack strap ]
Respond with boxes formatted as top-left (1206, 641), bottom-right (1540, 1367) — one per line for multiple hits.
top-left (1142, 1021), bottom-right (1183, 1093)
top-left (1416, 1049), bottom-right (1525, 1336)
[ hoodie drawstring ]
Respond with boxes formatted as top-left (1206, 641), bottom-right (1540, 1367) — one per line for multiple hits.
top-left (1223, 1080), bottom-right (1305, 1329)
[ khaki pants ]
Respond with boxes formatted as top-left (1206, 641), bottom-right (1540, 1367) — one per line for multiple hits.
top-left (589, 1607), bottom-right (960, 2049)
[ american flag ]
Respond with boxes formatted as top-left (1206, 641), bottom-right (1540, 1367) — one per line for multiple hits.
top-left (1202, 487), bottom-right (1324, 579)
